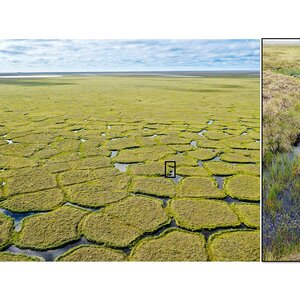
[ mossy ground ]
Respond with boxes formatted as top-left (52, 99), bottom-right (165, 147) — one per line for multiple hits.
top-left (0, 75), bottom-right (259, 261)
top-left (56, 245), bottom-right (127, 262)
top-left (207, 230), bottom-right (260, 261)
top-left (130, 229), bottom-right (207, 261)
top-left (169, 198), bottom-right (240, 230)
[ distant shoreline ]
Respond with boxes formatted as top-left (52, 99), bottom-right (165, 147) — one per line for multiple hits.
top-left (0, 70), bottom-right (259, 78)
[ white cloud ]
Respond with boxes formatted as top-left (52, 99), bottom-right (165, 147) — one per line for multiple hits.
top-left (0, 39), bottom-right (259, 72)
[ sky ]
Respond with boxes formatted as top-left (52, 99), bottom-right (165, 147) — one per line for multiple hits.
top-left (0, 39), bottom-right (260, 72)
top-left (263, 39), bottom-right (300, 45)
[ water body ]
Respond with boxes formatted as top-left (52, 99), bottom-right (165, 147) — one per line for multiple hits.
top-left (211, 156), bottom-right (221, 162)
top-left (0, 75), bottom-right (63, 78)
top-left (110, 150), bottom-right (118, 158)
top-left (170, 175), bottom-right (183, 184)
top-left (190, 140), bottom-right (197, 147)
top-left (6, 237), bottom-right (93, 261)
top-left (207, 120), bottom-right (214, 125)
top-left (0, 208), bottom-right (36, 231)
top-left (213, 176), bottom-right (224, 189)
top-left (114, 163), bottom-right (129, 172)
top-left (0, 71), bottom-right (259, 78)
top-left (198, 130), bottom-right (207, 136)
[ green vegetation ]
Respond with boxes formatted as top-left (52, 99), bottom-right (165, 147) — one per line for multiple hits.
top-left (0, 212), bottom-right (14, 249)
top-left (263, 43), bottom-right (300, 261)
top-left (0, 252), bottom-right (43, 262)
top-left (130, 229), bottom-right (207, 261)
top-left (207, 230), bottom-right (260, 261)
top-left (179, 177), bottom-right (226, 198)
top-left (80, 196), bottom-right (169, 247)
top-left (224, 175), bottom-right (260, 201)
top-left (64, 182), bottom-right (128, 208)
top-left (169, 199), bottom-right (240, 230)
top-left (0, 188), bottom-right (65, 212)
top-left (14, 206), bottom-right (89, 250)
top-left (0, 74), bottom-right (259, 261)
top-left (231, 203), bottom-right (260, 228)
top-left (130, 177), bottom-right (176, 197)
top-left (56, 245), bottom-right (127, 262)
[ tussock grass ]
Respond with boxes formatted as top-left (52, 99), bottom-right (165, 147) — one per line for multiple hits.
top-left (263, 44), bottom-right (300, 261)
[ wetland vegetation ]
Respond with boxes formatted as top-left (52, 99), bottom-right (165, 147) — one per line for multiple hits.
top-left (263, 42), bottom-right (300, 261)
top-left (0, 73), bottom-right (260, 261)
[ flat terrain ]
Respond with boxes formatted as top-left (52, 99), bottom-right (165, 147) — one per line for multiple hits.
top-left (0, 75), bottom-right (260, 261)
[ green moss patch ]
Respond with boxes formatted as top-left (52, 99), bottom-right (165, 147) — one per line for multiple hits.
top-left (58, 170), bottom-right (94, 186)
top-left (130, 229), bottom-right (207, 261)
top-left (56, 245), bottom-right (127, 261)
top-left (0, 251), bottom-right (43, 262)
top-left (188, 148), bottom-right (218, 160)
top-left (0, 212), bottom-right (14, 249)
top-left (169, 199), bottom-right (240, 230)
top-left (231, 203), bottom-right (260, 228)
top-left (207, 230), bottom-right (260, 261)
top-left (15, 206), bottom-right (89, 250)
top-left (163, 153), bottom-right (198, 166)
top-left (128, 162), bottom-right (165, 176)
top-left (203, 161), bottom-right (237, 175)
top-left (0, 188), bottom-right (65, 212)
top-left (6, 167), bottom-right (57, 196)
top-left (64, 182), bottom-right (128, 208)
top-left (131, 177), bottom-right (176, 197)
top-left (113, 146), bottom-right (173, 163)
top-left (220, 152), bottom-right (256, 163)
top-left (179, 177), bottom-right (225, 198)
top-left (106, 137), bottom-right (140, 150)
top-left (176, 166), bottom-right (210, 176)
top-left (224, 175), bottom-right (260, 201)
top-left (71, 157), bottom-right (111, 169)
top-left (81, 196), bottom-right (169, 247)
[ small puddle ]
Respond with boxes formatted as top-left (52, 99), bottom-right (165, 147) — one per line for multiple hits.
top-left (6, 237), bottom-right (93, 262)
top-left (198, 130), bottom-right (207, 136)
top-left (213, 176), bottom-right (224, 189)
top-left (0, 208), bottom-right (36, 231)
top-left (110, 150), bottom-right (118, 158)
top-left (101, 133), bottom-right (106, 137)
top-left (170, 175), bottom-right (183, 184)
top-left (198, 160), bottom-right (204, 167)
top-left (207, 120), bottom-right (214, 125)
top-left (211, 156), bottom-right (221, 162)
top-left (107, 125), bottom-right (112, 129)
top-left (114, 163), bottom-right (129, 172)
top-left (1, 180), bottom-right (6, 186)
top-left (223, 196), bottom-right (243, 204)
top-left (149, 134), bottom-right (158, 138)
top-left (190, 140), bottom-right (197, 147)
top-left (80, 139), bottom-right (86, 143)
top-left (6, 140), bottom-right (13, 144)
top-left (241, 132), bottom-right (248, 136)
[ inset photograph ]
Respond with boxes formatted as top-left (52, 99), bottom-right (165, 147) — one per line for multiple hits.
top-left (0, 39), bottom-right (260, 262)
top-left (262, 38), bottom-right (300, 261)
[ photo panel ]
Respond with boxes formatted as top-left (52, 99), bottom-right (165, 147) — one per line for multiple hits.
top-left (262, 38), bottom-right (300, 262)
top-left (0, 39), bottom-right (260, 261)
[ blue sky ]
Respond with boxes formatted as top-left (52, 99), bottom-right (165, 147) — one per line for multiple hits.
top-left (0, 39), bottom-right (259, 72)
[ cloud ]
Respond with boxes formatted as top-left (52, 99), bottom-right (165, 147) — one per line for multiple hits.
top-left (0, 39), bottom-right (260, 72)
